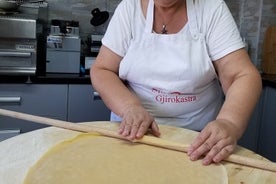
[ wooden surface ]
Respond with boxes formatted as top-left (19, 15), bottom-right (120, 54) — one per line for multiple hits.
top-left (262, 26), bottom-right (276, 74)
top-left (0, 122), bottom-right (275, 184)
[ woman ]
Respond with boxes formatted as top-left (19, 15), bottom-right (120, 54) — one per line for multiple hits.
top-left (90, 0), bottom-right (262, 165)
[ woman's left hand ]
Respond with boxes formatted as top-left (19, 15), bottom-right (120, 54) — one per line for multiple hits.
top-left (187, 119), bottom-right (239, 165)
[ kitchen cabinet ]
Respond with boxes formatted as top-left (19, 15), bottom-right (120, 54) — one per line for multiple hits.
top-left (257, 86), bottom-right (276, 162)
top-left (0, 84), bottom-right (111, 139)
top-left (238, 93), bottom-right (263, 152)
top-left (0, 84), bottom-right (68, 134)
top-left (67, 84), bottom-right (110, 122)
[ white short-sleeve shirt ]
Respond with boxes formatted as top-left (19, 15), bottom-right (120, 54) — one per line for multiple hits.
top-left (102, 0), bottom-right (244, 61)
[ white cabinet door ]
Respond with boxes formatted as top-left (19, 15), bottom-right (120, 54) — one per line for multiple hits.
top-left (67, 84), bottom-right (110, 122)
top-left (0, 84), bottom-right (68, 133)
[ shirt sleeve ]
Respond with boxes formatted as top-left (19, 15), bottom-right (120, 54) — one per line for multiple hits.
top-left (204, 0), bottom-right (245, 61)
top-left (101, 0), bottom-right (133, 57)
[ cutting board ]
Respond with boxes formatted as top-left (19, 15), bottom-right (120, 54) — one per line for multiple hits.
top-left (0, 122), bottom-right (275, 184)
top-left (262, 26), bottom-right (276, 74)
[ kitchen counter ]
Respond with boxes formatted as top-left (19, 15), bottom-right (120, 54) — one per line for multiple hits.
top-left (261, 73), bottom-right (276, 88)
top-left (0, 74), bottom-right (91, 84)
top-left (1, 73), bottom-right (276, 87)
top-left (30, 74), bottom-right (91, 84)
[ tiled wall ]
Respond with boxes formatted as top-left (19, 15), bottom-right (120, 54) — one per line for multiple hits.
top-left (226, 0), bottom-right (275, 69)
top-left (46, 0), bottom-right (275, 68)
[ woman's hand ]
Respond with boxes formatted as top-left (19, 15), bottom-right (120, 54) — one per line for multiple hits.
top-left (187, 119), bottom-right (239, 165)
top-left (118, 104), bottom-right (160, 140)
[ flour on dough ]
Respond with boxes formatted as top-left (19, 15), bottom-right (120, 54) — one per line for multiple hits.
top-left (23, 134), bottom-right (228, 184)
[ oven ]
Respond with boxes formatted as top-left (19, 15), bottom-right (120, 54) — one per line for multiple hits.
top-left (0, 16), bottom-right (37, 75)
top-left (0, 38), bottom-right (37, 75)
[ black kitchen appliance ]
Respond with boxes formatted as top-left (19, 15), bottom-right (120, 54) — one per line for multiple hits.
top-left (90, 8), bottom-right (109, 26)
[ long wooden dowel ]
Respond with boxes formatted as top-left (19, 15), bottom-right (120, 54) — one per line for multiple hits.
top-left (0, 108), bottom-right (276, 172)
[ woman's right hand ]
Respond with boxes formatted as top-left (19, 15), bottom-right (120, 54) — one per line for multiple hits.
top-left (118, 104), bottom-right (160, 140)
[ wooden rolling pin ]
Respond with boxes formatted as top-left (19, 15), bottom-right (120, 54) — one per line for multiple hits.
top-left (0, 108), bottom-right (276, 172)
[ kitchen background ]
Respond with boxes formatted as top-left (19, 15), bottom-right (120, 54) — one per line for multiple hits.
top-left (46, 0), bottom-right (275, 69)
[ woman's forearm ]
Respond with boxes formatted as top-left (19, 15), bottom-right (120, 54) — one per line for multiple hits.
top-left (90, 67), bottom-right (141, 117)
top-left (216, 72), bottom-right (262, 139)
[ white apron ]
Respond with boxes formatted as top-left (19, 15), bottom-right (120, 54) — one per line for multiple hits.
top-left (111, 0), bottom-right (223, 131)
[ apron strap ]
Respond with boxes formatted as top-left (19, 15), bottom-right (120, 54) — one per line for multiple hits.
top-left (145, 0), bottom-right (154, 33)
top-left (186, 0), bottom-right (199, 39)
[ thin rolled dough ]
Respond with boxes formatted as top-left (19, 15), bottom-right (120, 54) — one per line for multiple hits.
top-left (23, 133), bottom-right (228, 184)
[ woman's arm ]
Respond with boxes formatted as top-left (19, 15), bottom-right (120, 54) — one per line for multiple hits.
top-left (187, 48), bottom-right (262, 165)
top-left (90, 46), bottom-right (160, 139)
top-left (215, 49), bottom-right (262, 137)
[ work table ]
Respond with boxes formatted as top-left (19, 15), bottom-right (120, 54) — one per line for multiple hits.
top-left (1, 122), bottom-right (276, 184)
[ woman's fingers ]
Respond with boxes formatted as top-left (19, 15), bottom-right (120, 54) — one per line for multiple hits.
top-left (118, 105), bottom-right (159, 140)
top-left (213, 145), bottom-right (235, 163)
top-left (188, 120), bottom-right (238, 165)
top-left (150, 121), bottom-right (161, 137)
top-left (187, 128), bottom-right (212, 159)
top-left (202, 139), bottom-right (235, 165)
top-left (136, 122), bottom-right (151, 139)
top-left (128, 122), bottom-right (141, 139)
top-left (118, 117), bottom-right (133, 136)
